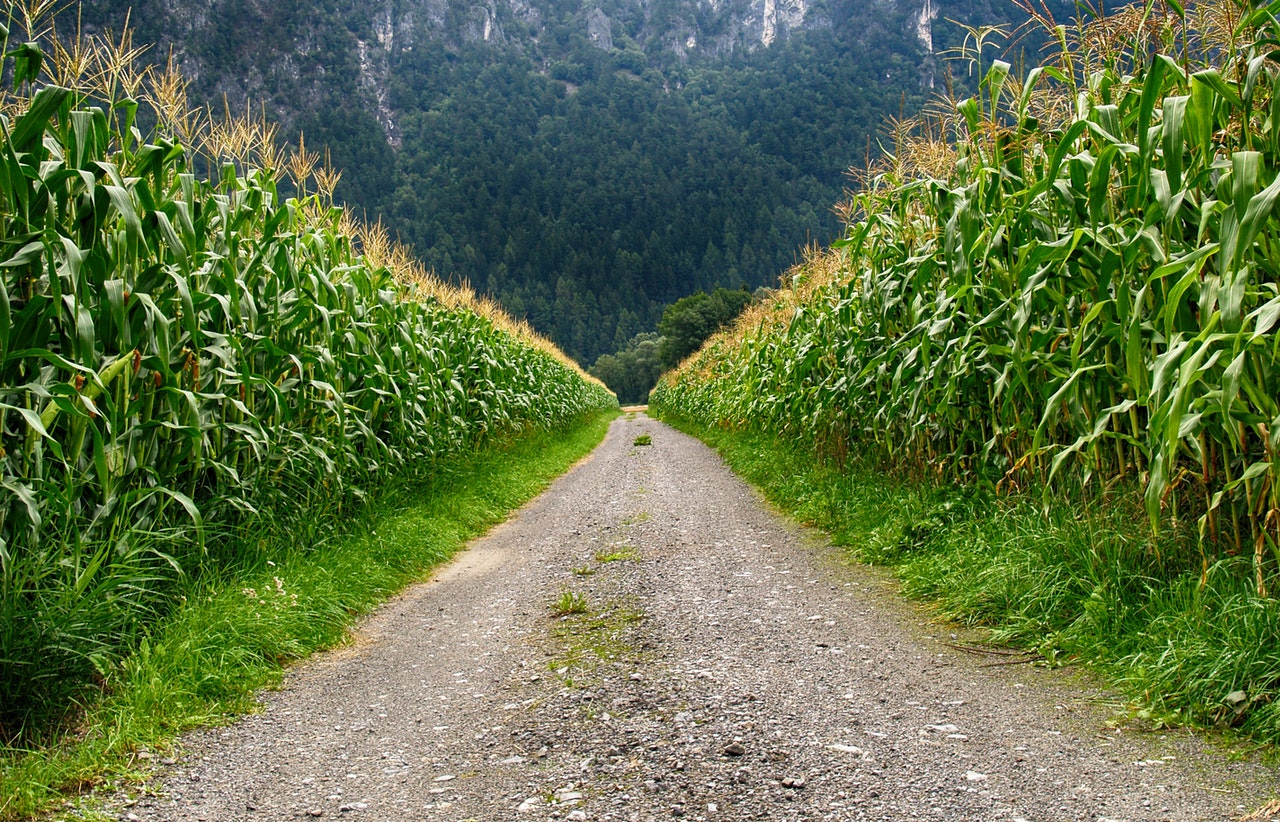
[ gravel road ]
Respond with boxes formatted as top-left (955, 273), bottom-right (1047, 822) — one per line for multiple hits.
top-left (111, 414), bottom-right (1277, 822)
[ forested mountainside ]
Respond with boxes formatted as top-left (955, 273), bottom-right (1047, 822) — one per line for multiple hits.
top-left (66, 0), bottom-right (1065, 363)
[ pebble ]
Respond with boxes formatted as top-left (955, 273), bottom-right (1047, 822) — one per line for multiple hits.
top-left (826, 744), bottom-right (864, 755)
top-left (722, 742), bottom-right (747, 757)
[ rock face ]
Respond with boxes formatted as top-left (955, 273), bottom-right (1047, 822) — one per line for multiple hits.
top-left (354, 0), bottom-right (831, 55)
top-left (70, 0), bottom-right (940, 140)
top-left (587, 7), bottom-right (614, 50)
top-left (915, 0), bottom-right (939, 87)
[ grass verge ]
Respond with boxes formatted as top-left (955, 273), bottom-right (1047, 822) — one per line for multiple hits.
top-left (0, 411), bottom-right (616, 821)
top-left (663, 417), bottom-right (1280, 748)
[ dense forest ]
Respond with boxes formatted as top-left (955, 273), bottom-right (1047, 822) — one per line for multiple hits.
top-left (66, 0), bottom-right (1065, 368)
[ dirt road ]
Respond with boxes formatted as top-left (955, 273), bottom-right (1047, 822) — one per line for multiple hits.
top-left (113, 414), bottom-right (1276, 821)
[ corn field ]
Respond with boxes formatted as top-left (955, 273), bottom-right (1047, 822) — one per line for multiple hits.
top-left (0, 6), bottom-right (614, 736)
top-left (653, 1), bottom-right (1280, 591)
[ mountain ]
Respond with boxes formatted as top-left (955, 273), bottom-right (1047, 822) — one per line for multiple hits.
top-left (66, 0), bottom-right (1054, 363)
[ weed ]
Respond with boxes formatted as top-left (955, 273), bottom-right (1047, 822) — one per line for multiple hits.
top-left (548, 599), bottom-right (647, 687)
top-left (594, 548), bottom-right (640, 563)
top-left (633, 434), bottom-right (652, 446)
top-left (552, 590), bottom-right (590, 616)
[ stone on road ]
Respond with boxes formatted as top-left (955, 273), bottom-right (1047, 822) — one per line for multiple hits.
top-left (115, 414), bottom-right (1274, 821)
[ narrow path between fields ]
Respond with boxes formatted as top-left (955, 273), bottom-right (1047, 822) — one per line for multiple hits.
top-left (112, 414), bottom-right (1276, 822)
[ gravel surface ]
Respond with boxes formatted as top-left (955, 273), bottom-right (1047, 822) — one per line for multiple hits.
top-left (109, 414), bottom-right (1277, 822)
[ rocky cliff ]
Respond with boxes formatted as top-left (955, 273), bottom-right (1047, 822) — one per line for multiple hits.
top-left (72, 0), bottom-right (952, 142)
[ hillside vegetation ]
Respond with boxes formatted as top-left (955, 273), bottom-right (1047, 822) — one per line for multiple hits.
top-left (0, 5), bottom-right (614, 743)
top-left (64, 0), bottom-right (1066, 364)
top-left (653, 0), bottom-right (1280, 741)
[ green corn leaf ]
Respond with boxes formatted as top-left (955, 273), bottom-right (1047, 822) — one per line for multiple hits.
top-left (104, 185), bottom-right (142, 241)
top-left (1232, 160), bottom-right (1280, 274)
top-left (0, 479), bottom-right (41, 531)
top-left (1192, 69), bottom-right (1242, 107)
top-left (1092, 104), bottom-right (1123, 145)
top-left (1135, 55), bottom-right (1175, 198)
top-left (985, 59), bottom-right (1011, 115)
top-left (2, 240), bottom-right (44, 268)
top-left (1158, 243), bottom-right (1219, 340)
top-left (1016, 65), bottom-right (1069, 123)
top-left (1221, 349), bottom-right (1246, 427)
top-left (1162, 95), bottom-right (1188, 194)
top-left (9, 85), bottom-right (68, 153)
top-left (0, 274), bottom-right (8, 363)
top-left (75, 303), bottom-right (94, 362)
top-left (153, 486), bottom-right (205, 552)
top-left (1227, 460), bottom-right (1273, 490)
top-left (8, 41), bottom-right (42, 90)
top-left (1248, 295), bottom-right (1280, 343)
top-left (1150, 169), bottom-right (1172, 221)
top-left (169, 271), bottom-right (199, 349)
top-left (1189, 72), bottom-right (1215, 163)
top-left (104, 279), bottom-right (130, 349)
top-left (957, 97), bottom-right (981, 138)
top-left (1242, 50), bottom-right (1280, 113)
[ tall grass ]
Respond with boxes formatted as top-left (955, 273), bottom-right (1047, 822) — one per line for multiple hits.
top-left (0, 3), bottom-right (615, 740)
top-left (653, 0), bottom-right (1280, 739)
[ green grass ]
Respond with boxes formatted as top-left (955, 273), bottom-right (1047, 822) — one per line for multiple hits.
top-left (663, 416), bottom-right (1280, 746)
top-left (548, 598), bottom-right (647, 690)
top-left (0, 410), bottom-right (615, 821)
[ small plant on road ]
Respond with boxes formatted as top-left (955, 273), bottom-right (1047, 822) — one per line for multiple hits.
top-left (633, 434), bottom-right (652, 446)
top-left (595, 547), bottom-right (639, 562)
top-left (553, 590), bottom-right (590, 616)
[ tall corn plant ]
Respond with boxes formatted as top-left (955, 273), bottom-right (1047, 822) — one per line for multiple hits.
top-left (654, 0), bottom-right (1280, 590)
top-left (0, 7), bottom-right (614, 738)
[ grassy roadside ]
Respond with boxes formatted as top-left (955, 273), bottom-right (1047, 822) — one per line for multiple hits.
top-left (662, 417), bottom-right (1280, 748)
top-left (0, 411), bottom-right (616, 821)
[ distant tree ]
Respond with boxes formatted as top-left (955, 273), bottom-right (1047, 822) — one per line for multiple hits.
top-left (613, 308), bottom-right (644, 351)
top-left (657, 286), bottom-right (753, 369)
top-left (590, 332), bottom-right (663, 404)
